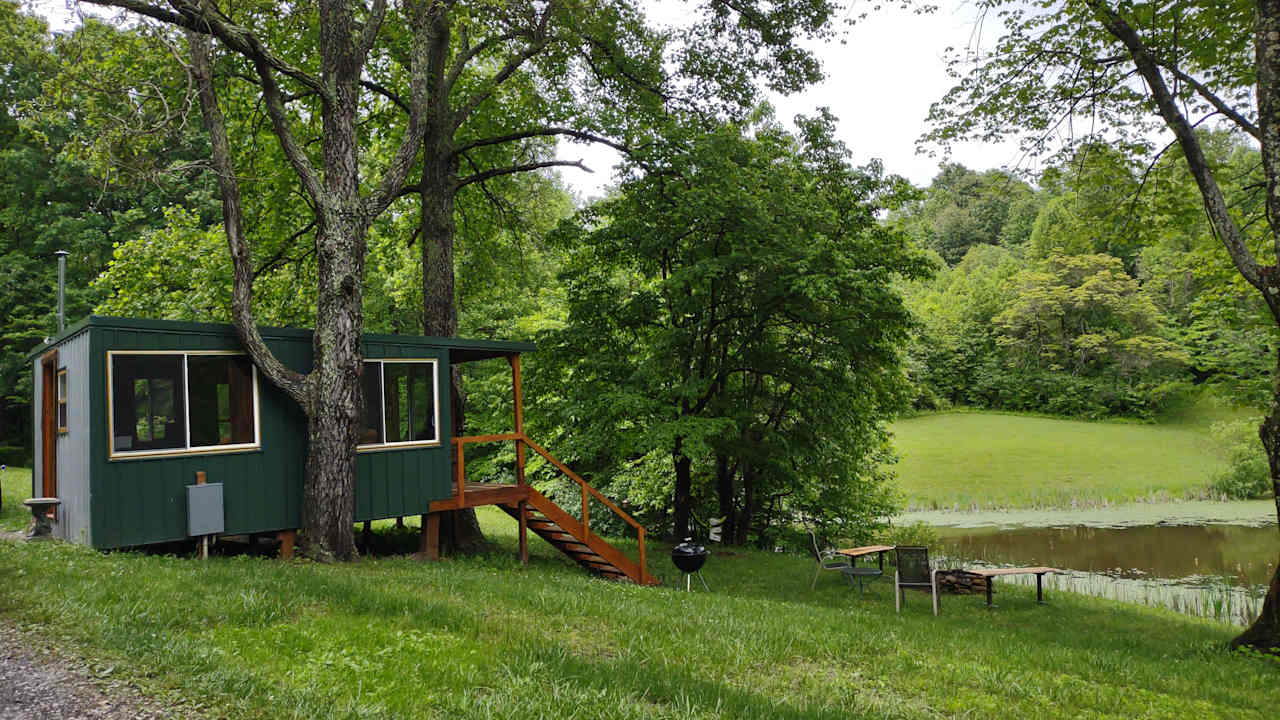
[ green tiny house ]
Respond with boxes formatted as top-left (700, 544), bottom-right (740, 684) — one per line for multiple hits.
top-left (29, 316), bottom-right (656, 585)
top-left (28, 316), bottom-right (528, 549)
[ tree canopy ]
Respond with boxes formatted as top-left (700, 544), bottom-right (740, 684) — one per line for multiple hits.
top-left (537, 111), bottom-right (929, 543)
top-left (923, 0), bottom-right (1280, 653)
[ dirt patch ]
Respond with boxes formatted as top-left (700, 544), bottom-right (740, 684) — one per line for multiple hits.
top-left (0, 621), bottom-right (201, 720)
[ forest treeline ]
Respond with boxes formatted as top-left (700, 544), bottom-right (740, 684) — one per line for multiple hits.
top-left (897, 138), bottom-right (1272, 420)
top-left (0, 4), bottom-right (1270, 546)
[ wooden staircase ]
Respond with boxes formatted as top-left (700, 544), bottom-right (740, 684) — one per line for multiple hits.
top-left (497, 486), bottom-right (657, 585)
top-left (435, 354), bottom-right (658, 586)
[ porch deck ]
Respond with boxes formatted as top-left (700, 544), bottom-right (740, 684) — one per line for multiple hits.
top-left (428, 482), bottom-right (530, 512)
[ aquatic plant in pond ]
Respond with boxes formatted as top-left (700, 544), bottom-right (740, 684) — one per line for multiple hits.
top-left (934, 522), bottom-right (1277, 625)
top-left (949, 565), bottom-right (1270, 627)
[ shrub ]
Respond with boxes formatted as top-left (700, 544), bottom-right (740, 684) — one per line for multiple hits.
top-left (0, 446), bottom-right (31, 467)
top-left (1207, 419), bottom-right (1273, 499)
top-left (876, 521), bottom-right (939, 548)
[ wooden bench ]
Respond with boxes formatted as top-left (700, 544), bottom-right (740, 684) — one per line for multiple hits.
top-left (963, 566), bottom-right (1061, 607)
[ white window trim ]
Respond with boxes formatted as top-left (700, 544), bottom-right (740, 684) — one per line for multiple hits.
top-left (56, 367), bottom-right (69, 434)
top-left (107, 350), bottom-right (262, 460)
top-left (358, 358), bottom-right (441, 452)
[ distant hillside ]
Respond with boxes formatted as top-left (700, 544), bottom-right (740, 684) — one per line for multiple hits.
top-left (889, 410), bottom-right (1233, 510)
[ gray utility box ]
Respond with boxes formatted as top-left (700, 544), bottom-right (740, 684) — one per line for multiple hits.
top-left (186, 483), bottom-right (225, 537)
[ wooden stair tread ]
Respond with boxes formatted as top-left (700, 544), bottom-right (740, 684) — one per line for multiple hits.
top-left (497, 485), bottom-right (655, 586)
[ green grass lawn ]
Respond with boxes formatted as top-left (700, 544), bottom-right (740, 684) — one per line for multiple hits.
top-left (1, 465), bottom-right (32, 532)
top-left (0, 478), bottom-right (1275, 719)
top-left (890, 411), bottom-right (1235, 511)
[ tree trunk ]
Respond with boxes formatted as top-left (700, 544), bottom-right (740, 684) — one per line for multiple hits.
top-left (1233, 349), bottom-right (1280, 651)
top-left (673, 436), bottom-right (692, 539)
top-left (417, 14), bottom-right (487, 553)
top-left (715, 453), bottom-right (736, 544)
top-left (298, 208), bottom-right (366, 561)
top-left (739, 461), bottom-right (758, 547)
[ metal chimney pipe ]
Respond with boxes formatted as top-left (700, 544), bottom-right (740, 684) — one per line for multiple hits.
top-left (54, 250), bottom-right (69, 332)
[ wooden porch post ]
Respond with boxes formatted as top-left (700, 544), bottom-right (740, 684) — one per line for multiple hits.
top-left (419, 512), bottom-right (441, 561)
top-left (518, 501), bottom-right (529, 565)
top-left (509, 354), bottom-right (528, 565)
top-left (509, 354), bottom-right (526, 486)
top-left (277, 529), bottom-right (296, 560)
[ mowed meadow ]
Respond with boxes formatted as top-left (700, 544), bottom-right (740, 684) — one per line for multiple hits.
top-left (889, 403), bottom-right (1249, 511)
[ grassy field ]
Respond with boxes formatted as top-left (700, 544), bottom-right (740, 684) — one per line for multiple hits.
top-left (1, 465), bottom-right (31, 532)
top-left (1, 470), bottom-right (1277, 718)
top-left (889, 410), bottom-right (1239, 511)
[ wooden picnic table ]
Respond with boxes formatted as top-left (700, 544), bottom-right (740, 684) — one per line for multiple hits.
top-left (964, 566), bottom-right (1061, 607)
top-left (837, 544), bottom-right (894, 572)
top-left (837, 546), bottom-right (895, 593)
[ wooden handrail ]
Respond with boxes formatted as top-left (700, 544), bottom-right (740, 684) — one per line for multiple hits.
top-left (520, 436), bottom-right (645, 533)
top-left (453, 432), bottom-right (521, 446)
top-left (447, 431), bottom-right (651, 584)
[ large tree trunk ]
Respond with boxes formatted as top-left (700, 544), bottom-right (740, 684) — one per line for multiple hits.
top-left (298, 216), bottom-right (365, 561)
top-left (418, 13), bottom-right (487, 553)
top-left (1233, 349), bottom-right (1280, 651)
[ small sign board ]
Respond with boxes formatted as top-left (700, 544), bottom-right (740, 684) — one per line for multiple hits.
top-left (186, 482), bottom-right (224, 537)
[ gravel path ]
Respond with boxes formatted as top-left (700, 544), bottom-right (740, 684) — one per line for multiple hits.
top-left (0, 621), bottom-right (201, 720)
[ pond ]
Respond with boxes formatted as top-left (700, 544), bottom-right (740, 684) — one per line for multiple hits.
top-left (910, 503), bottom-right (1279, 626)
top-left (937, 524), bottom-right (1277, 586)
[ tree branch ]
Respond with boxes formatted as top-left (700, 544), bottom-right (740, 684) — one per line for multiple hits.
top-left (357, 0), bottom-right (388, 62)
top-left (83, 0), bottom-right (327, 97)
top-left (362, 80), bottom-right (409, 113)
top-left (444, 29), bottom-right (523, 95)
top-left (452, 5), bottom-right (553, 130)
top-left (1086, 1), bottom-right (1266, 293)
top-left (453, 126), bottom-right (631, 156)
top-left (456, 159), bottom-right (589, 188)
top-left (1151, 56), bottom-right (1261, 139)
top-left (243, 54), bottom-right (325, 206)
top-left (186, 29), bottom-right (308, 403)
top-left (362, 0), bottom-right (431, 217)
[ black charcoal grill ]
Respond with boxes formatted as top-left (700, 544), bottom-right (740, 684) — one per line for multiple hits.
top-left (671, 537), bottom-right (710, 591)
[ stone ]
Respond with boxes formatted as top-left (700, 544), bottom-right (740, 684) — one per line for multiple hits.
top-left (23, 498), bottom-right (61, 541)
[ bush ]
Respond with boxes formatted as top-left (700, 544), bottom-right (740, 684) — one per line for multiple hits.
top-left (966, 367), bottom-right (1192, 420)
top-left (0, 446), bottom-right (31, 467)
top-left (875, 521), bottom-right (939, 548)
top-left (1207, 419), bottom-right (1273, 499)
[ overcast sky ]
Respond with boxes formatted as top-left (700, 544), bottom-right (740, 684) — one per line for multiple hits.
top-left (32, 0), bottom-right (1020, 198)
top-left (563, 0), bottom-right (1025, 199)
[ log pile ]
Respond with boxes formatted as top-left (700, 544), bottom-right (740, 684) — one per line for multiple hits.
top-left (935, 569), bottom-right (990, 595)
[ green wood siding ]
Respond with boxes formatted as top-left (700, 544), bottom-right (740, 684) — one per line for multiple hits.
top-left (73, 318), bottom-right (473, 549)
top-left (354, 342), bottom-right (452, 522)
top-left (88, 326), bottom-right (312, 548)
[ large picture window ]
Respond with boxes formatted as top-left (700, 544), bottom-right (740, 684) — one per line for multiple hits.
top-left (109, 352), bottom-right (259, 457)
top-left (359, 359), bottom-right (438, 448)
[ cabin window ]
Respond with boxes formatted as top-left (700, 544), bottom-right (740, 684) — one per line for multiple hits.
top-left (109, 352), bottom-right (259, 457)
top-left (359, 359), bottom-right (438, 448)
top-left (56, 368), bottom-right (68, 433)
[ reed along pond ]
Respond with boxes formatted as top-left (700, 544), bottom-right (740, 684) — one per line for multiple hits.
top-left (910, 501), bottom-right (1279, 626)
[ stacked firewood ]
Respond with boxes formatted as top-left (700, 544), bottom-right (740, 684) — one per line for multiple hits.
top-left (934, 569), bottom-right (990, 595)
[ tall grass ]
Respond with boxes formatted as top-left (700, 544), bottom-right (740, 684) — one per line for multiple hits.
top-left (943, 561), bottom-right (1268, 627)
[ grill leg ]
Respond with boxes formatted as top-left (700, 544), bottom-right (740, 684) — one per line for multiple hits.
top-left (697, 570), bottom-right (710, 591)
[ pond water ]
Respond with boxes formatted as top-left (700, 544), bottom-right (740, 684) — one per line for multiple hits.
top-left (933, 520), bottom-right (1278, 626)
